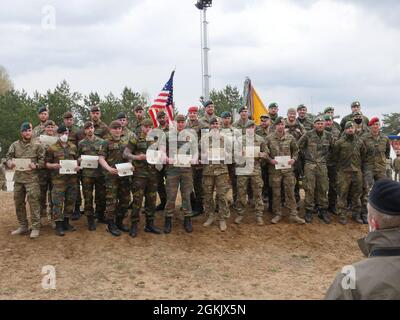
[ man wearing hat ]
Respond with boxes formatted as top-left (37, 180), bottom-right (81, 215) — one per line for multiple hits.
top-left (199, 100), bottom-right (220, 129)
top-left (298, 117), bottom-right (335, 223)
top-left (265, 117), bottom-right (305, 225)
top-left (359, 117), bottom-right (391, 223)
top-left (297, 104), bottom-right (314, 131)
top-left (131, 105), bottom-right (146, 136)
top-left (78, 121), bottom-right (107, 230)
top-left (98, 120), bottom-right (131, 237)
top-left (186, 106), bottom-right (204, 216)
top-left (352, 111), bottom-right (369, 137)
top-left (6, 122), bottom-right (45, 239)
top-left (340, 101), bottom-right (369, 132)
top-left (233, 106), bottom-right (250, 134)
top-left (45, 125), bottom-right (80, 236)
top-left (234, 120), bottom-right (269, 226)
top-left (33, 106), bottom-right (50, 138)
top-left (324, 114), bottom-right (341, 214)
top-left (155, 110), bottom-right (169, 211)
top-left (325, 179), bottom-right (400, 299)
top-left (267, 103), bottom-right (279, 124)
top-left (123, 118), bottom-right (161, 238)
top-left (116, 112), bottom-right (136, 144)
top-left (323, 107), bottom-right (341, 132)
top-left (332, 121), bottom-right (366, 224)
top-left (90, 105), bottom-right (109, 139)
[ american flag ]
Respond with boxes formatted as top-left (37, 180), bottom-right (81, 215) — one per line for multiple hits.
top-left (148, 71), bottom-right (175, 127)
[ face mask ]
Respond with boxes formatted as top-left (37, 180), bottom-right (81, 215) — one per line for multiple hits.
top-left (60, 135), bottom-right (68, 143)
top-left (354, 118), bottom-right (362, 125)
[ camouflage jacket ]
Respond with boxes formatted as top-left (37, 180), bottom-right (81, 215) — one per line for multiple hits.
top-left (121, 126), bottom-right (136, 145)
top-left (324, 126), bottom-right (341, 166)
top-left (298, 129), bottom-right (334, 165)
top-left (6, 138), bottom-right (45, 183)
top-left (45, 140), bottom-right (78, 184)
top-left (394, 157), bottom-right (400, 171)
top-left (285, 120), bottom-right (305, 141)
top-left (35, 133), bottom-right (57, 183)
top-left (66, 125), bottom-right (83, 146)
top-left (235, 133), bottom-right (269, 176)
top-left (361, 132), bottom-right (390, 172)
top-left (92, 119), bottom-right (109, 139)
top-left (130, 118), bottom-right (144, 136)
top-left (255, 125), bottom-right (272, 140)
top-left (126, 132), bottom-right (157, 178)
top-left (199, 114), bottom-right (221, 130)
top-left (200, 130), bottom-right (229, 176)
top-left (32, 122), bottom-right (46, 138)
top-left (100, 136), bottom-right (129, 177)
top-left (332, 134), bottom-right (366, 172)
top-left (297, 116), bottom-right (314, 131)
top-left (266, 132), bottom-right (299, 175)
top-left (78, 136), bottom-right (105, 178)
top-left (340, 114), bottom-right (369, 131)
top-left (233, 118), bottom-right (248, 135)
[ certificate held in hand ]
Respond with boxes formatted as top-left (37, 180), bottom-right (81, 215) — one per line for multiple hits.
top-left (14, 158), bottom-right (31, 171)
top-left (274, 156), bottom-right (291, 170)
top-left (115, 163), bottom-right (133, 177)
top-left (60, 160), bottom-right (78, 174)
top-left (80, 155), bottom-right (99, 169)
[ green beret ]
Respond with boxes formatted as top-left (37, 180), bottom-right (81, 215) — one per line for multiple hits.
top-left (344, 121), bottom-right (354, 129)
top-left (297, 104), bottom-right (307, 111)
top-left (238, 106), bottom-right (248, 113)
top-left (245, 120), bottom-right (256, 128)
top-left (57, 124), bottom-right (68, 134)
top-left (352, 111), bottom-right (363, 117)
top-left (313, 116), bottom-right (324, 123)
top-left (351, 101), bottom-right (361, 108)
top-left (260, 114), bottom-right (270, 119)
top-left (38, 106), bottom-right (48, 114)
top-left (274, 116), bottom-right (285, 125)
top-left (83, 121), bottom-right (94, 129)
top-left (324, 107), bottom-right (334, 113)
top-left (268, 102), bottom-right (278, 109)
top-left (109, 120), bottom-right (122, 129)
top-left (209, 117), bottom-right (219, 125)
top-left (116, 112), bottom-right (127, 119)
top-left (20, 122), bottom-right (32, 132)
top-left (323, 115), bottom-right (332, 121)
top-left (221, 111), bottom-right (231, 118)
top-left (141, 119), bottom-right (153, 127)
top-left (175, 114), bottom-right (186, 122)
top-left (204, 100), bottom-right (214, 108)
top-left (44, 120), bottom-right (56, 127)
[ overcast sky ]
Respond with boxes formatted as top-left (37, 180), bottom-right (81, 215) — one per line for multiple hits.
top-left (1, 0), bottom-right (400, 118)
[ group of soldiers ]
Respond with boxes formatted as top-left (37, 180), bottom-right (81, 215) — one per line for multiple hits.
top-left (2, 100), bottom-right (399, 239)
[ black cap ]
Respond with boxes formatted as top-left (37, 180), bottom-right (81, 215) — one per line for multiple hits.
top-left (204, 100), bottom-right (214, 108)
top-left (57, 124), bottom-right (68, 134)
top-left (369, 179), bottom-right (400, 216)
top-left (116, 112), bottom-right (127, 120)
top-left (90, 105), bottom-right (101, 112)
top-left (38, 106), bottom-right (48, 114)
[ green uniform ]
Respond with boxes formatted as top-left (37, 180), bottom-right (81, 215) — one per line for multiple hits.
top-left (121, 126), bottom-right (136, 145)
top-left (297, 116), bottom-right (314, 131)
top-left (126, 133), bottom-right (158, 224)
top-left (233, 118), bottom-right (248, 135)
top-left (265, 132), bottom-right (299, 217)
top-left (298, 129), bottom-right (334, 213)
top-left (78, 136), bottom-right (106, 217)
top-left (332, 134), bottom-right (366, 219)
top-left (6, 139), bottom-right (45, 230)
top-left (100, 136), bottom-right (131, 221)
top-left (255, 125), bottom-right (273, 206)
top-left (92, 119), bottom-right (109, 139)
top-left (394, 157), bottom-right (400, 182)
top-left (340, 113), bottom-right (369, 132)
top-left (45, 140), bottom-right (78, 222)
top-left (32, 122), bottom-right (46, 138)
top-left (199, 114), bottom-right (221, 129)
top-left (325, 125), bottom-right (341, 211)
top-left (130, 118), bottom-right (144, 137)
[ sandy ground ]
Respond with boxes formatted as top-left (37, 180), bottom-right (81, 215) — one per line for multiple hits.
top-left (0, 183), bottom-right (368, 300)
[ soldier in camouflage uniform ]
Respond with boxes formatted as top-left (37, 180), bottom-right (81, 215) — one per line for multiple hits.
top-left (131, 105), bottom-right (146, 136)
top-left (340, 101), bottom-right (369, 132)
top-left (32, 106), bottom-right (50, 138)
top-left (267, 103), bottom-right (279, 127)
top-left (324, 114), bottom-right (341, 214)
top-left (285, 108), bottom-right (305, 205)
top-left (186, 105), bottom-right (204, 216)
top-left (162, 114), bottom-right (198, 233)
top-left (234, 121), bottom-right (269, 226)
top-left (6, 122), bottom-right (45, 238)
top-left (298, 117), bottom-right (334, 224)
top-left (394, 152), bottom-right (400, 182)
top-left (90, 105), bottom-right (109, 139)
top-left (201, 117), bottom-right (231, 231)
top-left (323, 107), bottom-right (341, 132)
top-left (359, 117), bottom-right (391, 223)
top-left (155, 110), bottom-right (169, 211)
top-left (352, 111), bottom-right (370, 138)
top-left (332, 121), bottom-right (366, 225)
top-left (45, 125), bottom-right (80, 236)
top-left (78, 121), bottom-right (106, 230)
top-left (99, 121), bottom-right (131, 237)
top-left (116, 112), bottom-right (136, 144)
top-left (123, 118), bottom-right (161, 238)
top-left (0, 158), bottom-right (6, 191)
top-left (265, 117), bottom-right (305, 225)
top-left (199, 100), bottom-right (221, 129)
top-left (297, 104), bottom-right (314, 131)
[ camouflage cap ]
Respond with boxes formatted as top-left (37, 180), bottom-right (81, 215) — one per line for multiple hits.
top-left (44, 120), bottom-right (56, 127)
top-left (297, 104), bottom-right (307, 111)
top-left (268, 102), bottom-right (278, 109)
top-left (141, 118), bottom-right (153, 127)
top-left (221, 111), bottom-right (232, 118)
top-left (157, 110), bottom-right (166, 119)
top-left (274, 116), bottom-right (285, 125)
top-left (175, 114), bottom-right (186, 122)
top-left (351, 101), bottom-right (361, 108)
top-left (63, 111), bottom-right (73, 119)
top-left (83, 121), bottom-right (94, 129)
top-left (57, 124), bottom-right (68, 134)
top-left (324, 107), bottom-right (334, 113)
top-left (109, 120), bottom-right (122, 129)
top-left (90, 105), bottom-right (101, 112)
top-left (245, 120), bottom-right (256, 128)
top-left (344, 121), bottom-right (354, 129)
top-left (38, 106), bottom-right (48, 114)
top-left (20, 122), bottom-right (32, 132)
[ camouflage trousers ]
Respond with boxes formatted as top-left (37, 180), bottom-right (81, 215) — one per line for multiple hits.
top-left (157, 166), bottom-right (167, 205)
top-left (227, 164), bottom-right (237, 203)
top-left (236, 173), bottom-right (264, 217)
top-left (261, 163), bottom-right (273, 206)
top-left (270, 171), bottom-right (298, 216)
top-left (104, 176), bottom-right (131, 220)
top-left (361, 169), bottom-right (386, 214)
top-left (39, 176), bottom-right (53, 217)
top-left (14, 182), bottom-right (41, 230)
top-left (303, 163), bottom-right (329, 212)
top-left (81, 176), bottom-right (106, 217)
top-left (327, 165), bottom-right (337, 210)
top-left (51, 180), bottom-right (78, 222)
top-left (131, 175), bottom-right (157, 223)
top-left (336, 170), bottom-right (362, 216)
top-left (203, 174), bottom-right (230, 220)
top-left (190, 165), bottom-right (203, 207)
top-left (165, 169), bottom-right (193, 218)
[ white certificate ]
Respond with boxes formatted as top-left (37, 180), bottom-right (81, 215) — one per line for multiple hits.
top-left (59, 160), bottom-right (78, 174)
top-left (39, 135), bottom-right (58, 146)
top-left (146, 150), bottom-right (163, 165)
top-left (245, 146), bottom-right (261, 158)
top-left (172, 154), bottom-right (192, 168)
top-left (115, 163), bottom-right (133, 177)
top-left (208, 148), bottom-right (225, 161)
top-left (80, 155), bottom-right (99, 169)
top-left (14, 158), bottom-right (31, 171)
top-left (275, 156), bottom-right (291, 170)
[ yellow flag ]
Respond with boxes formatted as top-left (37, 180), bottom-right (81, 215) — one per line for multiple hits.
top-left (252, 87), bottom-right (268, 125)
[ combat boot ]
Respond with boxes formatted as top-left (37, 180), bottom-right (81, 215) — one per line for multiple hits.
top-left (352, 213), bottom-right (363, 224)
top-left (328, 206), bottom-right (337, 215)
top-left (71, 208), bottom-right (81, 221)
top-left (144, 219), bottom-right (161, 234)
top-left (164, 217), bottom-right (172, 234)
top-left (87, 216), bottom-right (96, 231)
top-left (304, 210), bottom-right (313, 223)
top-left (234, 215), bottom-right (244, 224)
top-left (55, 221), bottom-right (65, 236)
top-left (219, 219), bottom-right (227, 232)
top-left (116, 216), bottom-right (129, 232)
top-left (96, 211), bottom-right (107, 224)
top-left (271, 215), bottom-right (282, 224)
top-left (256, 216), bottom-right (265, 226)
top-left (107, 220), bottom-right (121, 237)
top-left (290, 215), bottom-right (306, 225)
top-left (338, 214), bottom-right (347, 225)
top-left (62, 218), bottom-right (76, 232)
top-left (156, 200), bottom-right (166, 211)
top-left (203, 214), bottom-right (215, 227)
top-left (11, 226), bottom-right (29, 236)
top-left (361, 213), bottom-right (368, 224)
top-left (30, 229), bottom-right (40, 239)
top-left (183, 216), bottom-right (193, 233)
top-left (318, 210), bottom-right (331, 224)
top-left (129, 222), bottom-right (138, 238)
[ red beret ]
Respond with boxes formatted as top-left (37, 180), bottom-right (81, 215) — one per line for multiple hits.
top-left (188, 106), bottom-right (199, 113)
top-left (368, 117), bottom-right (379, 126)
